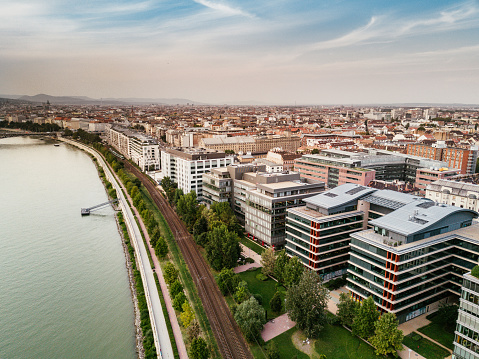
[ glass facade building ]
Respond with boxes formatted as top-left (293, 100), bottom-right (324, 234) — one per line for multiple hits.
top-left (453, 272), bottom-right (479, 359)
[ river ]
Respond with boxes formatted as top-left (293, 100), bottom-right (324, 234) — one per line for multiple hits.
top-left (0, 136), bottom-right (136, 359)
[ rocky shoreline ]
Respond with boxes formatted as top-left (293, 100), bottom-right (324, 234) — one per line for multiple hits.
top-left (115, 214), bottom-right (145, 359)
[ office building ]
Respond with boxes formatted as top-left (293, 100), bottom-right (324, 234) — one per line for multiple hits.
top-left (348, 200), bottom-right (479, 323)
top-left (295, 148), bottom-right (448, 189)
top-left (453, 271), bottom-right (479, 359)
top-left (285, 184), bottom-right (423, 281)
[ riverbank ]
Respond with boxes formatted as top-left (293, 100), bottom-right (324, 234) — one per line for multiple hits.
top-left (82, 146), bottom-right (146, 359)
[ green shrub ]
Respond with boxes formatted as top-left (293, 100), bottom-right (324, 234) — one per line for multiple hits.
top-left (256, 273), bottom-right (268, 281)
top-left (472, 265), bottom-right (479, 279)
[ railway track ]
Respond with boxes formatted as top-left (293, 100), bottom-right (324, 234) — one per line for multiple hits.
top-left (124, 162), bottom-right (253, 359)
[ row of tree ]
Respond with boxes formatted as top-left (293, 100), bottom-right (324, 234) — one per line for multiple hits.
top-left (161, 177), bottom-right (242, 272)
top-left (64, 128), bottom-right (101, 143)
top-left (261, 248), bottom-right (305, 287)
top-left (0, 119), bottom-right (61, 132)
top-left (337, 294), bottom-right (404, 357)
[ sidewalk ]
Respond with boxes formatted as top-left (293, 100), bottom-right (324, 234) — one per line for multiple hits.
top-left (123, 184), bottom-right (188, 358)
top-left (234, 262), bottom-right (261, 273)
top-left (239, 242), bottom-right (263, 264)
top-left (261, 313), bottom-right (296, 342)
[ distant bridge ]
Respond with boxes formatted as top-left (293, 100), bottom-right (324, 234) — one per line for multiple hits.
top-left (0, 131), bottom-right (58, 139)
top-left (81, 199), bottom-right (118, 215)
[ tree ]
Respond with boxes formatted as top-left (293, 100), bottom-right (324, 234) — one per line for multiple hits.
top-left (337, 292), bottom-right (359, 327)
top-left (266, 341), bottom-right (280, 359)
top-left (170, 280), bottom-right (183, 298)
top-left (173, 292), bottom-right (187, 311)
top-left (234, 297), bottom-right (266, 342)
top-left (206, 224), bottom-right (241, 271)
top-left (274, 250), bottom-right (288, 283)
top-left (164, 262), bottom-right (178, 285)
top-left (285, 270), bottom-right (330, 338)
top-left (193, 215), bottom-right (209, 240)
top-left (352, 297), bottom-right (380, 338)
top-left (216, 268), bottom-right (240, 296)
top-left (261, 247), bottom-right (276, 276)
top-left (283, 256), bottom-right (304, 287)
top-left (435, 302), bottom-right (459, 331)
top-left (189, 337), bottom-right (209, 359)
top-left (155, 236), bottom-right (168, 258)
top-left (311, 148), bottom-right (320, 154)
top-left (234, 281), bottom-right (251, 303)
top-left (369, 313), bottom-right (404, 357)
top-left (270, 291), bottom-right (282, 313)
top-left (180, 301), bottom-right (195, 328)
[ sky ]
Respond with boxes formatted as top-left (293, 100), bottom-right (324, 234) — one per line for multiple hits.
top-left (1, 0), bottom-right (479, 105)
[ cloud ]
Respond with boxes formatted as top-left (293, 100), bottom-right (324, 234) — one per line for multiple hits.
top-left (192, 0), bottom-right (254, 18)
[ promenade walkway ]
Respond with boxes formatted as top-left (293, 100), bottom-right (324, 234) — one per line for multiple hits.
top-left (62, 139), bottom-right (176, 359)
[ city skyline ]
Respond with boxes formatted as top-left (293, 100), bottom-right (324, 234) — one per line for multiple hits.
top-left (1, 0), bottom-right (479, 105)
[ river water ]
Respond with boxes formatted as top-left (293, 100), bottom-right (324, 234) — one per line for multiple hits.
top-left (0, 137), bottom-right (136, 359)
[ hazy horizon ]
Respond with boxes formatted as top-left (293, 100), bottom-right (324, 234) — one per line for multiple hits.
top-left (1, 0), bottom-right (479, 105)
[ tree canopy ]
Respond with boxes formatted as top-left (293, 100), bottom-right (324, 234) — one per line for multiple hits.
top-left (283, 256), bottom-right (304, 287)
top-left (336, 292), bottom-right (359, 328)
top-left (205, 224), bottom-right (241, 271)
top-left (369, 313), bottom-right (404, 356)
top-left (352, 297), bottom-right (380, 339)
top-left (261, 247), bottom-right (275, 277)
top-left (285, 270), bottom-right (329, 338)
top-left (234, 297), bottom-right (266, 343)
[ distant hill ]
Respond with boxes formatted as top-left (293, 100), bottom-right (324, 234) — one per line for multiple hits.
top-left (0, 97), bottom-right (35, 105)
top-left (15, 94), bottom-right (204, 106)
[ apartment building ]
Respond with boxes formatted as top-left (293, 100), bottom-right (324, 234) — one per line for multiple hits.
top-left (161, 148), bottom-right (234, 198)
top-left (202, 167), bottom-right (232, 206)
top-left (407, 142), bottom-right (478, 175)
top-left (348, 201), bottom-right (479, 323)
top-left (285, 184), bottom-right (423, 281)
top-left (426, 180), bottom-right (479, 211)
top-left (453, 271), bottom-right (479, 359)
top-left (108, 126), bottom-right (160, 171)
top-left (199, 134), bottom-right (301, 153)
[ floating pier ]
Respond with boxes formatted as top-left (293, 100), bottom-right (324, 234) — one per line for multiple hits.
top-left (81, 199), bottom-right (118, 215)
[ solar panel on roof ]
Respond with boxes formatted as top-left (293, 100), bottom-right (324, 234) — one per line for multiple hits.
top-left (416, 201), bottom-right (435, 209)
top-left (324, 193), bottom-right (338, 198)
top-left (345, 187), bottom-right (366, 195)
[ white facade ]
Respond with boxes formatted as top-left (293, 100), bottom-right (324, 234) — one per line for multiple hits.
top-left (161, 150), bottom-right (234, 197)
top-left (108, 127), bottom-right (160, 171)
top-left (426, 179), bottom-right (479, 211)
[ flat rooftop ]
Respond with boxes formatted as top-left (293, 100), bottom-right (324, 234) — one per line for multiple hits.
top-left (304, 183), bottom-right (377, 209)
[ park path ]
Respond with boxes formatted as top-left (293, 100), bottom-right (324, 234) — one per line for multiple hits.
top-left (124, 188), bottom-right (189, 359)
top-left (239, 243), bottom-right (263, 264)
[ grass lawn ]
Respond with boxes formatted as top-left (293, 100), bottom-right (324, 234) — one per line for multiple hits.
top-left (240, 237), bottom-right (266, 255)
top-left (417, 322), bottom-right (455, 350)
top-left (238, 267), bottom-right (286, 320)
top-left (314, 324), bottom-right (382, 359)
top-left (403, 332), bottom-right (450, 359)
top-left (250, 327), bottom-right (309, 359)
